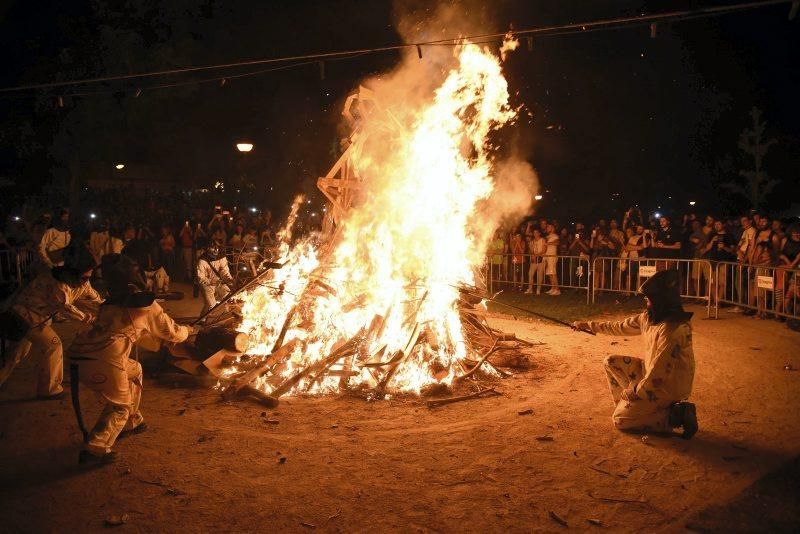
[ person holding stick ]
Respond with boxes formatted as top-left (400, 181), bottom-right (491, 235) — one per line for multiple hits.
top-left (572, 270), bottom-right (698, 439)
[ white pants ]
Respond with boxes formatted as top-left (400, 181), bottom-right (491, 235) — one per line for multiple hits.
top-left (200, 284), bottom-right (230, 316)
top-left (78, 358), bottom-right (144, 455)
top-left (528, 259), bottom-right (545, 292)
top-left (145, 267), bottom-right (170, 293)
top-left (604, 355), bottom-right (672, 433)
top-left (0, 324), bottom-right (63, 396)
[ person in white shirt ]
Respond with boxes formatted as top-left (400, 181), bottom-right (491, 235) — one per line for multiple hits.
top-left (69, 254), bottom-right (189, 464)
top-left (525, 228), bottom-right (546, 295)
top-left (196, 242), bottom-right (235, 318)
top-left (1, 248), bottom-right (101, 398)
top-left (37, 208), bottom-right (71, 269)
top-left (544, 224), bottom-right (560, 295)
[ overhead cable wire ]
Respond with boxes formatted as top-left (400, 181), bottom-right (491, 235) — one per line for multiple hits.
top-left (0, 0), bottom-right (792, 93)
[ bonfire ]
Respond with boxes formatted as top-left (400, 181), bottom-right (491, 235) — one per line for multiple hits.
top-left (215, 39), bottom-right (535, 402)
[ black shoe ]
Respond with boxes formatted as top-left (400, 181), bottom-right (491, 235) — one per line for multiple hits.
top-left (36, 391), bottom-right (66, 401)
top-left (119, 422), bottom-right (148, 439)
top-left (78, 450), bottom-right (118, 465)
top-left (669, 402), bottom-right (698, 440)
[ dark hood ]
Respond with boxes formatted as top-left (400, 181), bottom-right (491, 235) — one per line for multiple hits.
top-left (638, 270), bottom-right (693, 324)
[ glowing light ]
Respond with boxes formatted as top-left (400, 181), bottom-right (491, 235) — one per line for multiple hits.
top-left (689, 201), bottom-right (696, 206)
top-left (89, 213), bottom-right (96, 219)
top-left (236, 143), bottom-right (254, 153)
top-left (234, 39), bottom-right (521, 396)
top-left (654, 212), bottom-right (662, 218)
top-left (534, 194), bottom-right (543, 200)
top-left (115, 164), bottom-right (125, 170)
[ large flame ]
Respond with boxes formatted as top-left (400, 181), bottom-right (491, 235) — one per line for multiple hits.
top-left (232, 40), bottom-right (522, 396)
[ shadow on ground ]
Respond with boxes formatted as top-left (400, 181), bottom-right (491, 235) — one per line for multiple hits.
top-left (684, 454), bottom-right (800, 532)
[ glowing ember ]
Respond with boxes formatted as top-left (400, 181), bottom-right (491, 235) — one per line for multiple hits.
top-left (228, 39), bottom-right (531, 397)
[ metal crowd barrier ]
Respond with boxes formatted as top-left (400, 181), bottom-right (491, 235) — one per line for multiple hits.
top-left (485, 254), bottom-right (592, 302)
top-left (0, 248), bottom-right (34, 289)
top-left (713, 261), bottom-right (800, 321)
top-left (591, 256), bottom-right (713, 317)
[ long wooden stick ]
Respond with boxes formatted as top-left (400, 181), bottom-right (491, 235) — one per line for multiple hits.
top-left (426, 387), bottom-right (499, 408)
top-left (455, 286), bottom-right (596, 335)
top-left (221, 339), bottom-right (299, 399)
top-left (457, 338), bottom-right (500, 381)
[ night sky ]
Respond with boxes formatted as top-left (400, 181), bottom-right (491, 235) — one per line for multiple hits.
top-left (1, 0), bottom-right (798, 220)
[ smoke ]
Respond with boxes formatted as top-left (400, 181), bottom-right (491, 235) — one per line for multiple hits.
top-left (345, 0), bottom-right (538, 262)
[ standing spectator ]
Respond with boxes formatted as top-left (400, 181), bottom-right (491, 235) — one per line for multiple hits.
top-left (544, 223), bottom-right (560, 295)
top-left (568, 229), bottom-right (591, 287)
top-left (653, 216), bottom-right (681, 270)
top-left (525, 228), bottom-right (546, 294)
top-left (779, 224), bottom-right (800, 317)
top-left (608, 219), bottom-right (625, 252)
top-left (37, 208), bottom-right (71, 270)
top-left (179, 221), bottom-right (195, 281)
top-left (88, 221), bottom-right (112, 264)
top-left (591, 226), bottom-right (617, 290)
top-left (687, 219), bottom-right (710, 296)
top-left (229, 223), bottom-right (245, 251)
top-left (736, 215), bottom-right (757, 263)
top-left (158, 225), bottom-right (177, 277)
top-left (702, 220), bottom-right (736, 305)
top-left (729, 215), bottom-right (757, 313)
top-left (510, 230), bottom-right (525, 290)
top-left (487, 230), bottom-right (506, 289)
top-left (771, 219), bottom-right (785, 244)
top-left (621, 226), bottom-right (645, 291)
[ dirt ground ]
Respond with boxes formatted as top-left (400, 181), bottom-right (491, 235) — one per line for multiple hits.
top-left (1, 285), bottom-right (799, 533)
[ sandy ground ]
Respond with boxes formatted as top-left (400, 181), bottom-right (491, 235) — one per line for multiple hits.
top-left (1, 285), bottom-right (799, 532)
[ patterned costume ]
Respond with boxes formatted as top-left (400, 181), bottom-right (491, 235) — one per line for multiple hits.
top-left (589, 312), bottom-right (694, 432)
top-left (577, 269), bottom-right (698, 438)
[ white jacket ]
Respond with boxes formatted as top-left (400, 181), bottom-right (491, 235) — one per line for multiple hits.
top-left (38, 228), bottom-right (71, 267)
top-left (588, 311), bottom-right (695, 403)
top-left (68, 302), bottom-right (189, 370)
top-left (12, 271), bottom-right (103, 327)
top-left (196, 256), bottom-right (233, 287)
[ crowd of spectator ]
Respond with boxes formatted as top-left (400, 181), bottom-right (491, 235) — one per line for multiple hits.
top-left (487, 207), bottom-right (800, 323)
top-left (0, 192), bottom-right (291, 295)
top-left (2, 196), bottom-right (799, 324)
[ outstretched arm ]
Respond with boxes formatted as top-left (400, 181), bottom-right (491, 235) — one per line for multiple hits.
top-left (573, 312), bottom-right (644, 336)
top-left (145, 302), bottom-right (190, 343)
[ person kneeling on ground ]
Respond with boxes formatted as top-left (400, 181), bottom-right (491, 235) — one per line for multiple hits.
top-left (0, 247), bottom-right (101, 399)
top-left (572, 270), bottom-right (698, 439)
top-left (68, 254), bottom-right (190, 465)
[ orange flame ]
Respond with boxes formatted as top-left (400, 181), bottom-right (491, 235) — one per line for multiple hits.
top-left (233, 40), bottom-right (524, 396)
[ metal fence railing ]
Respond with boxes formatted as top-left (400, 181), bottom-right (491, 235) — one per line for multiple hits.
top-left (713, 261), bottom-right (800, 320)
top-left (485, 254), bottom-right (592, 302)
top-left (0, 248), bottom-right (34, 290)
top-left (591, 256), bottom-right (714, 317)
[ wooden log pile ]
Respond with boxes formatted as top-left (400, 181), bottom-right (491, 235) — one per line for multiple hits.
top-left (203, 280), bottom-right (536, 407)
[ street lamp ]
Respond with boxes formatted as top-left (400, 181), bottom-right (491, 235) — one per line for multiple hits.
top-left (115, 163), bottom-right (125, 170)
top-left (236, 142), bottom-right (254, 153)
top-left (689, 201), bottom-right (696, 206)
top-left (534, 194), bottom-right (543, 201)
